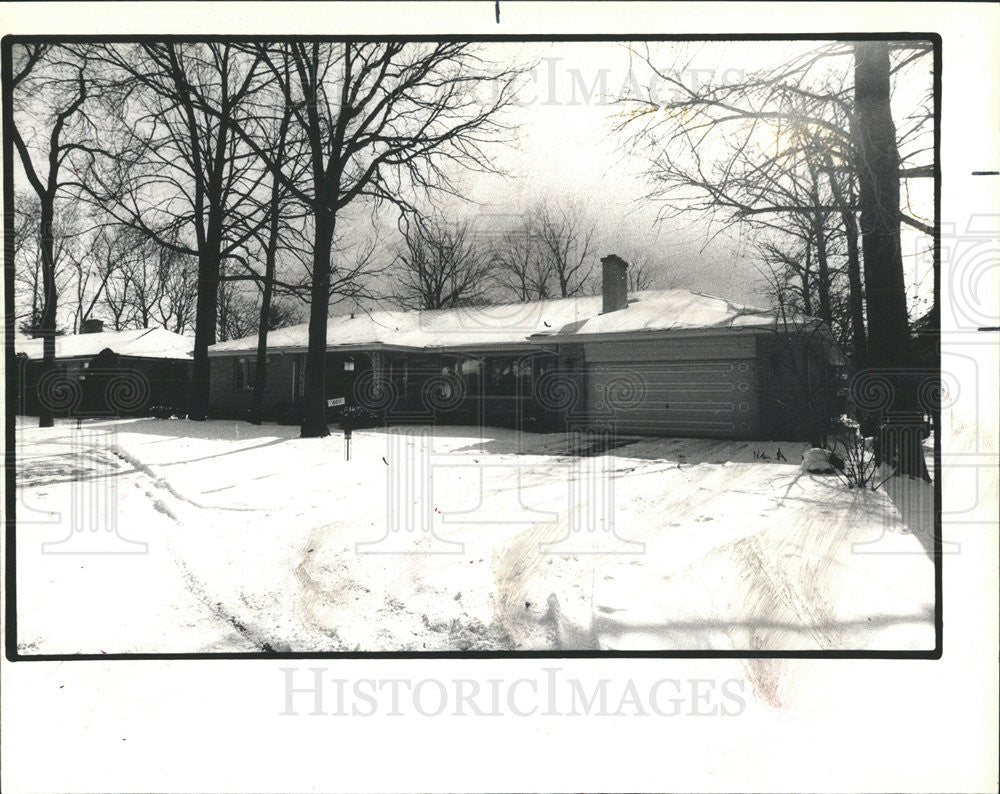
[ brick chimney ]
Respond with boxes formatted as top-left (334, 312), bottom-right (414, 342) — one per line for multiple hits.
top-left (601, 254), bottom-right (628, 314)
top-left (80, 318), bottom-right (104, 334)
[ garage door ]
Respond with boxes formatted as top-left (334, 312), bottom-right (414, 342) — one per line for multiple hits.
top-left (585, 359), bottom-right (759, 438)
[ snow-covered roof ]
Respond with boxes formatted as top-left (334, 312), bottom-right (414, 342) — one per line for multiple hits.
top-left (210, 289), bottom-right (819, 356)
top-left (14, 327), bottom-right (194, 361)
top-left (527, 290), bottom-right (813, 339)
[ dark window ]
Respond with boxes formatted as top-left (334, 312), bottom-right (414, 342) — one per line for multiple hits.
top-left (233, 357), bottom-right (270, 391)
top-left (482, 355), bottom-right (534, 397)
top-left (233, 358), bottom-right (248, 391)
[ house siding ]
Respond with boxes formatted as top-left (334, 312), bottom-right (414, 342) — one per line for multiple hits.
top-left (206, 331), bottom-right (832, 440)
top-left (15, 354), bottom-right (191, 418)
top-left (208, 352), bottom-right (301, 415)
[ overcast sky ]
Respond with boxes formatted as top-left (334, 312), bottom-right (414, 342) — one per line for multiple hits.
top-left (436, 40), bottom-right (776, 305)
top-left (429, 39), bottom-right (934, 309)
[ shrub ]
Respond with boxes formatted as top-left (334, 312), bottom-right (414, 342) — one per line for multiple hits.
top-left (828, 415), bottom-right (880, 489)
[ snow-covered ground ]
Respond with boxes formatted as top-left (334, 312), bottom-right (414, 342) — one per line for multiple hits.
top-left (13, 417), bottom-right (935, 654)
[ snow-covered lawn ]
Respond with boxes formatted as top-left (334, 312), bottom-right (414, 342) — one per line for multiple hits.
top-left (13, 417), bottom-right (935, 654)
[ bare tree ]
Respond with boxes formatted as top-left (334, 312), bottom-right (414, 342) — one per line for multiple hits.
top-left (266, 299), bottom-right (305, 330)
top-left (10, 44), bottom-right (93, 426)
top-left (533, 200), bottom-right (597, 297)
top-left (216, 279), bottom-right (260, 342)
top-left (822, 148), bottom-right (867, 368)
top-left (618, 40), bottom-right (934, 479)
top-left (12, 190), bottom-right (76, 333)
top-left (491, 224), bottom-right (553, 302)
top-left (854, 41), bottom-right (928, 480)
top-left (237, 48), bottom-right (308, 425)
top-left (98, 227), bottom-right (148, 330)
top-left (11, 192), bottom-right (44, 328)
top-left (394, 217), bottom-right (495, 310)
top-left (756, 231), bottom-right (816, 317)
top-left (85, 43), bottom-right (273, 420)
top-left (212, 42), bottom-right (525, 437)
top-left (216, 284), bottom-right (303, 343)
top-left (100, 260), bottom-right (132, 331)
top-left (67, 223), bottom-right (132, 332)
top-left (154, 251), bottom-right (198, 334)
top-left (123, 244), bottom-right (166, 329)
top-left (621, 251), bottom-right (659, 291)
top-left (617, 40), bottom-right (933, 370)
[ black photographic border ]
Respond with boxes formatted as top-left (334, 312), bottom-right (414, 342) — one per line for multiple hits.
top-left (2, 30), bottom-right (943, 662)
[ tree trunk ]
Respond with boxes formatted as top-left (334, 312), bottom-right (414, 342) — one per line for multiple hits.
top-left (800, 243), bottom-right (813, 316)
top-left (251, 202), bottom-right (280, 426)
top-left (251, 103), bottom-right (291, 426)
top-left (842, 205), bottom-right (868, 369)
top-left (300, 206), bottom-right (334, 438)
top-left (189, 246), bottom-right (221, 421)
top-left (806, 165), bottom-right (833, 326)
top-left (825, 137), bottom-right (868, 370)
top-left (812, 212), bottom-right (833, 325)
top-left (37, 200), bottom-right (57, 428)
top-left (250, 284), bottom-right (272, 426)
top-left (854, 41), bottom-right (928, 480)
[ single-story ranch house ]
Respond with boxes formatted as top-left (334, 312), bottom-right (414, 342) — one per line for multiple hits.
top-left (209, 256), bottom-right (842, 440)
top-left (14, 322), bottom-right (194, 418)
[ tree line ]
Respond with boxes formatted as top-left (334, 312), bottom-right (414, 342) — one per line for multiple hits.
top-left (10, 42), bottom-right (526, 433)
top-left (391, 199), bottom-right (659, 310)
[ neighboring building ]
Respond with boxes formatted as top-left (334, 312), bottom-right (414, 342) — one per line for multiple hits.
top-left (208, 256), bottom-right (842, 440)
top-left (14, 323), bottom-right (194, 418)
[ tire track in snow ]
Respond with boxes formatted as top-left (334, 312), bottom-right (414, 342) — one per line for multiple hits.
top-left (110, 445), bottom-right (266, 512)
top-left (489, 458), bottom-right (764, 650)
top-left (114, 446), bottom-right (278, 652)
top-left (500, 459), bottom-right (828, 657)
top-left (491, 517), bottom-right (577, 649)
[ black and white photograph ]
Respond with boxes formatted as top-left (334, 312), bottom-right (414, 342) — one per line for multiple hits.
top-left (7, 33), bottom-right (940, 656)
top-left (1, 2), bottom-right (997, 793)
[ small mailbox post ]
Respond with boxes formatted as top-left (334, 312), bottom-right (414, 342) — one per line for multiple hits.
top-left (328, 396), bottom-right (350, 460)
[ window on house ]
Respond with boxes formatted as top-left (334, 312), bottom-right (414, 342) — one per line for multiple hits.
top-left (481, 356), bottom-right (533, 397)
top-left (233, 357), bottom-right (270, 391)
top-left (233, 358), bottom-right (249, 391)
